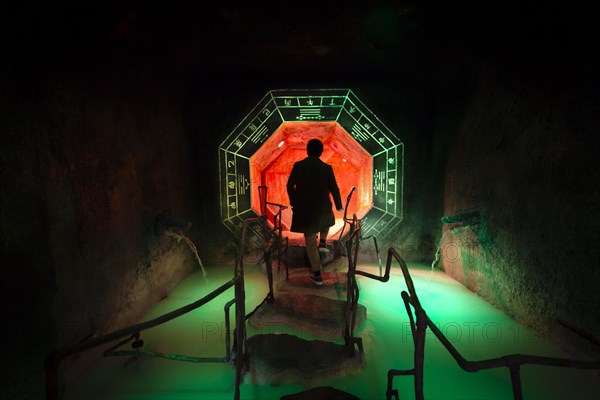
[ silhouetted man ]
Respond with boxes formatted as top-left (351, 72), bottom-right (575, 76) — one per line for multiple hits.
top-left (286, 138), bottom-right (343, 285)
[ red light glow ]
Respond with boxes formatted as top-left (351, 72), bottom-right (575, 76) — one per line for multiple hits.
top-left (250, 122), bottom-right (372, 239)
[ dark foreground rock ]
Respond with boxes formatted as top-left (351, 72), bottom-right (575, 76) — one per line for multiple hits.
top-left (246, 334), bottom-right (364, 386)
top-left (280, 385), bottom-right (361, 400)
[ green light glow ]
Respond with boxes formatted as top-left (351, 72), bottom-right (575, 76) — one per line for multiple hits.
top-left (65, 264), bottom-right (599, 399)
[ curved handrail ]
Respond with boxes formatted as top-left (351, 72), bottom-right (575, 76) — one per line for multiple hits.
top-left (338, 186), bottom-right (356, 241)
top-left (343, 218), bottom-right (363, 355)
top-left (385, 247), bottom-right (600, 400)
top-left (257, 185), bottom-right (289, 278)
top-left (45, 277), bottom-right (239, 400)
top-left (354, 247), bottom-right (398, 284)
top-left (337, 187), bottom-right (383, 275)
top-left (45, 217), bottom-right (273, 400)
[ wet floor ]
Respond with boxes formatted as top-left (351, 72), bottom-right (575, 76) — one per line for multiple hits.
top-left (65, 262), bottom-right (599, 400)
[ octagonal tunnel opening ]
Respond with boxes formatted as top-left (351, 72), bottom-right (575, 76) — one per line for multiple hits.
top-left (250, 121), bottom-right (372, 241)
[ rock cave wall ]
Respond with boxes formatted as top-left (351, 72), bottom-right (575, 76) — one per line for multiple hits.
top-left (2, 52), bottom-right (203, 399)
top-left (440, 61), bottom-right (600, 357)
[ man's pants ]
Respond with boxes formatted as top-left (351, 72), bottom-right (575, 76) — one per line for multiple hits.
top-left (304, 228), bottom-right (329, 272)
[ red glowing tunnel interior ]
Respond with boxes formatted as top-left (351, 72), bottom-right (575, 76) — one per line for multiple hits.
top-left (250, 122), bottom-right (372, 240)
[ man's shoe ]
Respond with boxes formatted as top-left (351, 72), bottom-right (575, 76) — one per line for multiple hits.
top-left (310, 271), bottom-right (323, 286)
top-left (318, 241), bottom-right (329, 254)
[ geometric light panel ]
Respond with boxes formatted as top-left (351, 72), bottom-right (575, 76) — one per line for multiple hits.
top-left (219, 88), bottom-right (404, 239)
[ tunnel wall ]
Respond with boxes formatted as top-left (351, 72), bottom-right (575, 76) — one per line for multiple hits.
top-left (439, 62), bottom-right (600, 358)
top-left (2, 59), bottom-right (202, 397)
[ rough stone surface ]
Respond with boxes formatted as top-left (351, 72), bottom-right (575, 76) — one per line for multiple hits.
top-left (277, 271), bottom-right (350, 300)
top-left (322, 255), bottom-right (351, 273)
top-left (250, 251), bottom-right (366, 339)
top-left (248, 292), bottom-right (367, 340)
top-left (280, 386), bottom-right (361, 400)
top-left (284, 242), bottom-right (339, 268)
top-left (440, 64), bottom-right (600, 358)
top-left (246, 334), bottom-right (364, 386)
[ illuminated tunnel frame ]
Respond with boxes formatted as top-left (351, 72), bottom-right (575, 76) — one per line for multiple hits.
top-left (219, 89), bottom-right (404, 239)
top-left (250, 121), bottom-right (374, 240)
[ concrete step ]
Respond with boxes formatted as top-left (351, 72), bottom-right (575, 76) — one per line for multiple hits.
top-left (248, 290), bottom-right (367, 340)
top-left (282, 240), bottom-right (345, 268)
top-left (250, 252), bottom-right (366, 339)
top-left (276, 268), bottom-right (350, 299)
top-left (280, 386), bottom-right (360, 400)
top-left (245, 333), bottom-right (364, 387)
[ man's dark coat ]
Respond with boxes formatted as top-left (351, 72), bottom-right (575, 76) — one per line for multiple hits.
top-left (286, 156), bottom-right (343, 233)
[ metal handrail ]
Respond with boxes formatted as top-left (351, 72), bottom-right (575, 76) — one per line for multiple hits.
top-left (103, 297), bottom-right (238, 363)
top-left (338, 187), bottom-right (356, 241)
top-left (258, 185), bottom-right (289, 279)
top-left (337, 186), bottom-right (383, 273)
top-left (342, 217), bottom-right (365, 360)
top-left (342, 215), bottom-right (395, 357)
top-left (354, 245), bottom-right (393, 283)
top-left (384, 247), bottom-right (600, 400)
top-left (45, 277), bottom-right (240, 400)
top-left (44, 216), bottom-right (277, 400)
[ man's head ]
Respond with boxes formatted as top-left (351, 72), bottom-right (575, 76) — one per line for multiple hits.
top-left (307, 139), bottom-right (323, 157)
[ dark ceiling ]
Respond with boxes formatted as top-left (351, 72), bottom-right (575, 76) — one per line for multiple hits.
top-left (5, 1), bottom-right (598, 83)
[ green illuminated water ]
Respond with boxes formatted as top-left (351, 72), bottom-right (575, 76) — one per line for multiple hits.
top-left (66, 263), bottom-right (599, 399)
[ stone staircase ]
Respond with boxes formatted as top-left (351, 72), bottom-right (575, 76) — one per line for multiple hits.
top-left (245, 241), bottom-right (366, 394)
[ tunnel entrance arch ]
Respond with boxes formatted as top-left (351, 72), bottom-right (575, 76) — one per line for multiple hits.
top-left (219, 89), bottom-right (403, 239)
